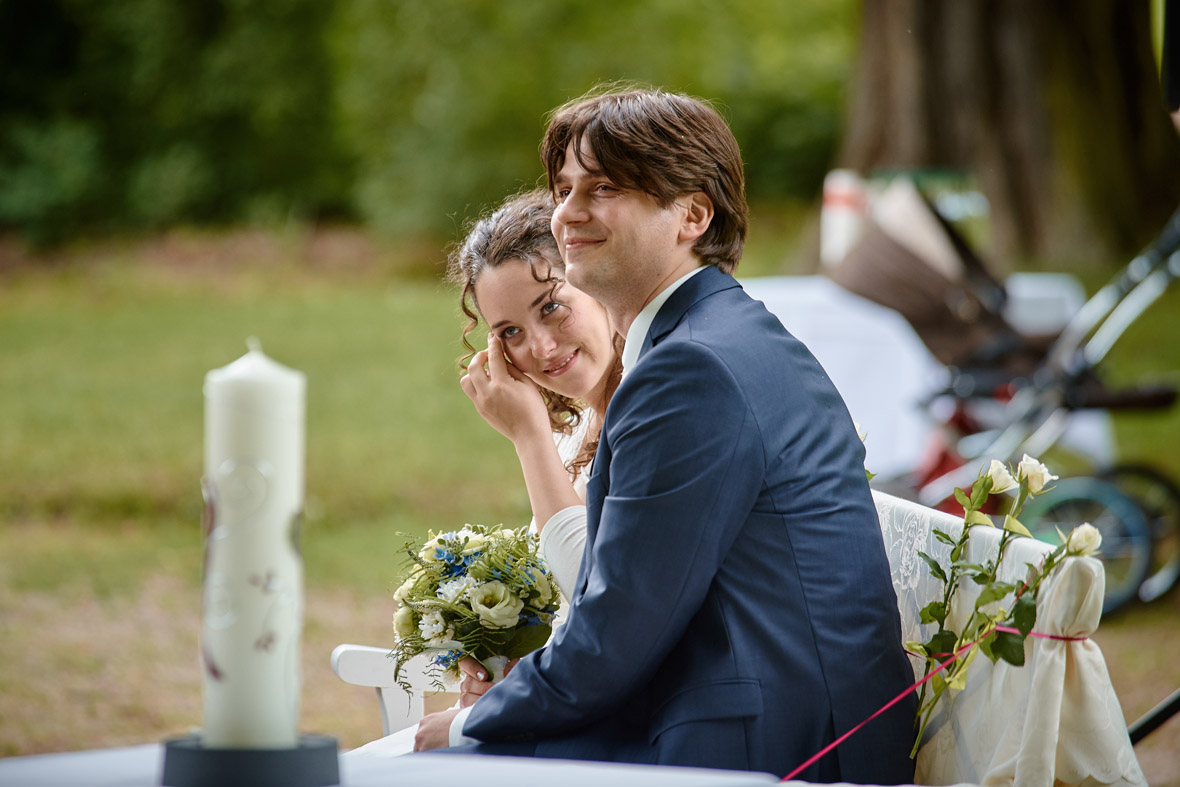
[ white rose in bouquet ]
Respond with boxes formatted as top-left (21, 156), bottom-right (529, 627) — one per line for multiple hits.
top-left (1066, 522), bottom-right (1103, 556)
top-left (393, 604), bottom-right (417, 640)
top-left (393, 574), bottom-right (417, 603)
top-left (532, 569), bottom-right (554, 605)
top-left (1016, 454), bottom-right (1058, 493)
top-left (471, 580), bottom-right (525, 628)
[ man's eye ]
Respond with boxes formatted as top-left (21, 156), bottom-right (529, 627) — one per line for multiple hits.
top-left (595, 183), bottom-right (616, 194)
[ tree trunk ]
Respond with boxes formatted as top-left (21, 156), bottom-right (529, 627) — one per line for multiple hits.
top-left (840, 0), bottom-right (1180, 268)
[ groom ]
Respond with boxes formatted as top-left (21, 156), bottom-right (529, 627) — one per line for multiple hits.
top-left (417, 87), bottom-right (916, 783)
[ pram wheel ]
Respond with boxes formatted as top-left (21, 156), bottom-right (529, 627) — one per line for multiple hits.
top-left (1099, 464), bottom-right (1180, 602)
top-left (1022, 477), bottom-right (1153, 615)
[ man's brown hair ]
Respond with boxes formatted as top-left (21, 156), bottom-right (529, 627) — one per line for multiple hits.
top-left (542, 85), bottom-right (748, 274)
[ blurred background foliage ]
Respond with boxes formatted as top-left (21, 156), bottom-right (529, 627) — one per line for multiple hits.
top-left (0, 0), bottom-right (853, 245)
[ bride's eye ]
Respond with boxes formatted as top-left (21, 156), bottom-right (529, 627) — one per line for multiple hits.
top-left (541, 302), bottom-right (561, 317)
top-left (501, 326), bottom-right (519, 339)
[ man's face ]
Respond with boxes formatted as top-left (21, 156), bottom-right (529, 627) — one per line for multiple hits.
top-left (549, 141), bottom-right (686, 309)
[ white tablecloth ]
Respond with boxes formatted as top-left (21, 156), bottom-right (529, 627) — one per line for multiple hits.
top-left (739, 275), bottom-right (1115, 478)
top-left (0, 743), bottom-right (845, 787)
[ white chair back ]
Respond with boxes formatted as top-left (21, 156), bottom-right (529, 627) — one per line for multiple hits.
top-left (873, 491), bottom-right (1145, 786)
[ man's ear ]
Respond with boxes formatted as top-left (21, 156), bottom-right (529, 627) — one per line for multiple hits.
top-left (678, 192), bottom-right (714, 243)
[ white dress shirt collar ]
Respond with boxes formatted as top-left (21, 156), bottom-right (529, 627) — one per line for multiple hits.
top-left (620, 266), bottom-right (706, 375)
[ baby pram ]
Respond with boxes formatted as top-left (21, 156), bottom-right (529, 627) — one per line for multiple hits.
top-left (826, 178), bottom-right (1055, 385)
top-left (825, 178), bottom-right (1180, 615)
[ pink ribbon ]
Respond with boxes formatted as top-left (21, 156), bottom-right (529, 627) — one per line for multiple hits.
top-left (781, 627), bottom-right (1088, 781)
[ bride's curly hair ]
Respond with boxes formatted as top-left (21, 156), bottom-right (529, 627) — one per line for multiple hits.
top-left (445, 189), bottom-right (622, 475)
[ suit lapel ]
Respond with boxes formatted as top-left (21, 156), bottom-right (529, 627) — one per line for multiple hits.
top-left (639, 266), bottom-right (741, 363)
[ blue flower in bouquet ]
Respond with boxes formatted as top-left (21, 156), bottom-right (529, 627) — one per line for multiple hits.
top-left (432, 649), bottom-right (462, 671)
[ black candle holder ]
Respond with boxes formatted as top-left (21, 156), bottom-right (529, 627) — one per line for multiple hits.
top-left (161, 734), bottom-right (339, 787)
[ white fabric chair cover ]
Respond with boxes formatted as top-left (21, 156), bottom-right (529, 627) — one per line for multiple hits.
top-left (873, 491), bottom-right (1145, 786)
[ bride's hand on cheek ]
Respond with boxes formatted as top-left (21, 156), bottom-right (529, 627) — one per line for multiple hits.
top-left (460, 334), bottom-right (550, 444)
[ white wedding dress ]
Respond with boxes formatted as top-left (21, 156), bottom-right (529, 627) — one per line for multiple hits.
top-left (346, 418), bottom-right (591, 757)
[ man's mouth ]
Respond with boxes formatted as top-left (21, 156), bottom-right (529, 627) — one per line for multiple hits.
top-left (563, 237), bottom-right (601, 252)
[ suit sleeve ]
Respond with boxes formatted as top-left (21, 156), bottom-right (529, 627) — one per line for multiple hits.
top-left (464, 340), bottom-right (765, 741)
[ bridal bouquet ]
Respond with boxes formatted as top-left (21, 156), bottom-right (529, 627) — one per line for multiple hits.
top-left (390, 524), bottom-right (560, 693)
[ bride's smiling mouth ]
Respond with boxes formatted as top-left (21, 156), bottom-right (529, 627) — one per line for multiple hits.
top-left (544, 350), bottom-right (579, 377)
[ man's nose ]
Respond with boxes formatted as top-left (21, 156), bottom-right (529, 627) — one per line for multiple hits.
top-left (553, 191), bottom-right (588, 226)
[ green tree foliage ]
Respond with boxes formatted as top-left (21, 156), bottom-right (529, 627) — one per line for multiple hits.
top-left (0, 0), bottom-right (349, 243)
top-left (332, 0), bottom-right (853, 236)
top-left (0, 0), bottom-right (853, 244)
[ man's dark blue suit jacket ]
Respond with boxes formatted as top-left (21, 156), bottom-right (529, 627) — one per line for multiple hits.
top-left (463, 266), bottom-right (917, 783)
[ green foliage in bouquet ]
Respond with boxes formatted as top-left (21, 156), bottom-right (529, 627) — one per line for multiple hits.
top-left (908, 456), bottom-right (1103, 757)
top-left (390, 524), bottom-right (560, 693)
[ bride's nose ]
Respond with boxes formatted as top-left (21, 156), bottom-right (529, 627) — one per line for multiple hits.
top-left (529, 327), bottom-right (559, 359)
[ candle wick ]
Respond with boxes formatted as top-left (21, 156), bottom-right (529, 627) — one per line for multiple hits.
top-left (246, 336), bottom-right (262, 354)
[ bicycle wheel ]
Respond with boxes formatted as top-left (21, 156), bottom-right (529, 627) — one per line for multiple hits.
top-left (1099, 464), bottom-right (1180, 602)
top-left (1022, 477), bottom-right (1152, 615)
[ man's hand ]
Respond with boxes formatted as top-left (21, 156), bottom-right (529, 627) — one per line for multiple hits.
top-left (413, 708), bottom-right (461, 751)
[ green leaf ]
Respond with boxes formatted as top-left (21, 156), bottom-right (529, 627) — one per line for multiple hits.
top-left (950, 539), bottom-right (966, 562)
top-left (992, 629), bottom-right (1026, 666)
top-left (952, 560), bottom-right (987, 574)
top-left (503, 623), bottom-right (552, 659)
top-left (926, 630), bottom-right (959, 662)
top-left (919, 600), bottom-right (948, 625)
top-left (1012, 594), bottom-right (1037, 636)
top-left (918, 551), bottom-right (947, 582)
top-left (965, 509), bottom-right (994, 527)
top-left (969, 478), bottom-right (991, 508)
top-left (975, 582), bottom-right (1016, 609)
top-left (1003, 515), bottom-right (1032, 537)
top-left (933, 528), bottom-right (957, 546)
top-left (954, 487), bottom-right (971, 512)
top-left (979, 630), bottom-right (998, 662)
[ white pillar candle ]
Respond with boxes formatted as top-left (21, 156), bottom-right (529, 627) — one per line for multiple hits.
top-left (201, 338), bottom-right (305, 748)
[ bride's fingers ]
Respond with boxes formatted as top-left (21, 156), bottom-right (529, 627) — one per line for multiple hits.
top-left (459, 372), bottom-right (476, 400)
top-left (501, 361), bottom-right (532, 384)
top-left (470, 349), bottom-right (490, 377)
top-left (458, 657), bottom-right (487, 681)
top-left (485, 333), bottom-right (512, 380)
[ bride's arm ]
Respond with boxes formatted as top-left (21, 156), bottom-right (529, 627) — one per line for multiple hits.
top-left (461, 334), bottom-right (582, 529)
top-left (538, 505), bottom-right (586, 600)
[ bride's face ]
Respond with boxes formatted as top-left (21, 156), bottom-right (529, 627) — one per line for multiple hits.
top-left (475, 258), bottom-right (615, 406)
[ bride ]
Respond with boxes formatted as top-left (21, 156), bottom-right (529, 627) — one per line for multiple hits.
top-left (349, 189), bottom-right (621, 756)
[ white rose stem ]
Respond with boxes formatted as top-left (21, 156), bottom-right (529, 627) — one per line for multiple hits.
top-left (201, 338), bottom-right (306, 748)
